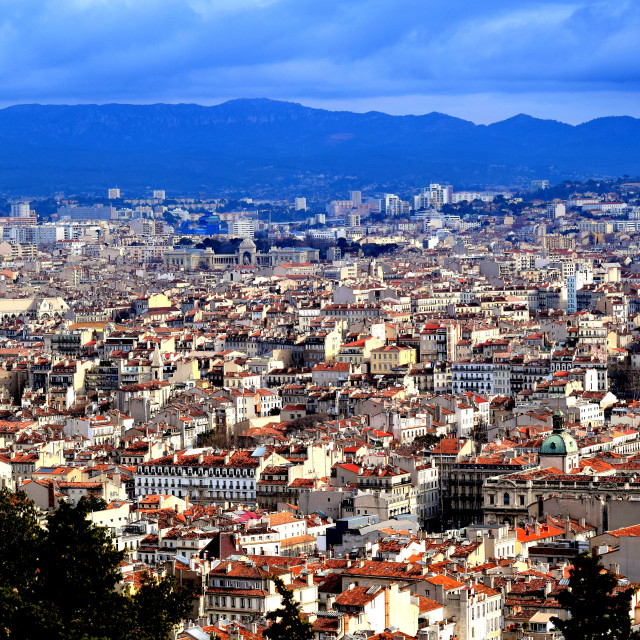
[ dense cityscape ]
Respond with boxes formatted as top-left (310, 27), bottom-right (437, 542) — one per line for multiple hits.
top-left (2, 177), bottom-right (640, 638)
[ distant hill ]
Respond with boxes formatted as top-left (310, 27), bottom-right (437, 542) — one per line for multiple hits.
top-left (0, 99), bottom-right (639, 196)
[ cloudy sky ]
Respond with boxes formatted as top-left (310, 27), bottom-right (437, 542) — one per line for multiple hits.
top-left (1, 0), bottom-right (639, 123)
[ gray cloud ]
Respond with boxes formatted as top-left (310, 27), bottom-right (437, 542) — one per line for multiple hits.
top-left (0, 0), bottom-right (639, 121)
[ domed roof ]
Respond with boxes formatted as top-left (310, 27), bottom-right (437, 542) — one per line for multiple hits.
top-left (540, 432), bottom-right (578, 455)
top-left (238, 238), bottom-right (256, 250)
top-left (541, 410), bottom-right (578, 455)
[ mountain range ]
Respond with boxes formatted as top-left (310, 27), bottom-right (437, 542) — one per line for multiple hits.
top-left (0, 98), bottom-right (639, 196)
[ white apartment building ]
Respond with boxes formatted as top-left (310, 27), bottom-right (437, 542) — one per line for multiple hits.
top-left (414, 184), bottom-right (453, 210)
top-left (547, 202), bottom-right (566, 219)
top-left (451, 360), bottom-right (497, 396)
top-left (134, 449), bottom-right (263, 504)
top-left (10, 203), bottom-right (31, 218)
top-left (380, 193), bottom-right (401, 216)
top-left (228, 218), bottom-right (255, 238)
top-left (567, 267), bottom-right (592, 314)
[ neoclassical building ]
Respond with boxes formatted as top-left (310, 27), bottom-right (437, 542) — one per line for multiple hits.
top-left (0, 297), bottom-right (69, 321)
top-left (164, 239), bottom-right (320, 269)
top-left (482, 411), bottom-right (640, 526)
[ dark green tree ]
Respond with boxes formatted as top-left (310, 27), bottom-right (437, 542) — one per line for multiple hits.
top-left (123, 573), bottom-right (194, 640)
top-left (36, 499), bottom-right (126, 637)
top-left (0, 489), bottom-right (193, 640)
top-left (78, 495), bottom-right (108, 512)
top-left (552, 552), bottom-right (640, 640)
top-left (412, 433), bottom-right (442, 449)
top-left (264, 576), bottom-right (314, 640)
top-left (0, 489), bottom-right (40, 590)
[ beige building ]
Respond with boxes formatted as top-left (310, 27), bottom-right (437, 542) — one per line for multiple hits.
top-left (370, 345), bottom-right (417, 374)
top-left (336, 335), bottom-right (384, 365)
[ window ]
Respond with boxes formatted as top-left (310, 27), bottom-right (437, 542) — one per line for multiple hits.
top-left (503, 492), bottom-right (510, 506)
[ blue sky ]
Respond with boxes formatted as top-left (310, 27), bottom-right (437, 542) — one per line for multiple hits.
top-left (1, 0), bottom-right (639, 123)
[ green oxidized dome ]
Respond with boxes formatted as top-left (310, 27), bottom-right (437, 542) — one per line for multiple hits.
top-left (541, 410), bottom-right (578, 455)
top-left (540, 432), bottom-right (578, 455)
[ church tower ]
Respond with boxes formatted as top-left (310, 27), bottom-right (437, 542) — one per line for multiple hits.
top-left (151, 343), bottom-right (163, 381)
top-left (539, 410), bottom-right (579, 473)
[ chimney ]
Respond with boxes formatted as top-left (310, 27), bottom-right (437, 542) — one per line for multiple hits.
top-left (483, 574), bottom-right (495, 588)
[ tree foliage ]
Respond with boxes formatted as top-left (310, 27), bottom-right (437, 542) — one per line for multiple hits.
top-left (0, 488), bottom-right (193, 640)
top-left (552, 552), bottom-right (640, 640)
top-left (412, 433), bottom-right (443, 449)
top-left (78, 495), bottom-right (109, 512)
top-left (264, 576), bottom-right (314, 640)
top-left (0, 489), bottom-right (40, 590)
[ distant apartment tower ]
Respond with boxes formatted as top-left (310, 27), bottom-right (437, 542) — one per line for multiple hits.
top-left (567, 268), bottom-right (593, 314)
top-left (347, 213), bottom-right (361, 228)
top-left (544, 234), bottom-right (575, 251)
top-left (10, 203), bottom-right (31, 218)
top-left (57, 204), bottom-right (115, 220)
top-left (547, 202), bottom-right (566, 219)
top-left (380, 194), bottom-right (401, 216)
top-left (349, 190), bottom-right (362, 206)
top-left (414, 184), bottom-right (453, 210)
top-left (295, 197), bottom-right (307, 211)
top-left (429, 184), bottom-right (453, 208)
top-left (153, 190), bottom-right (166, 200)
top-left (452, 191), bottom-right (500, 203)
top-left (531, 180), bottom-right (550, 191)
top-left (228, 218), bottom-right (255, 238)
top-left (108, 188), bottom-right (121, 199)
